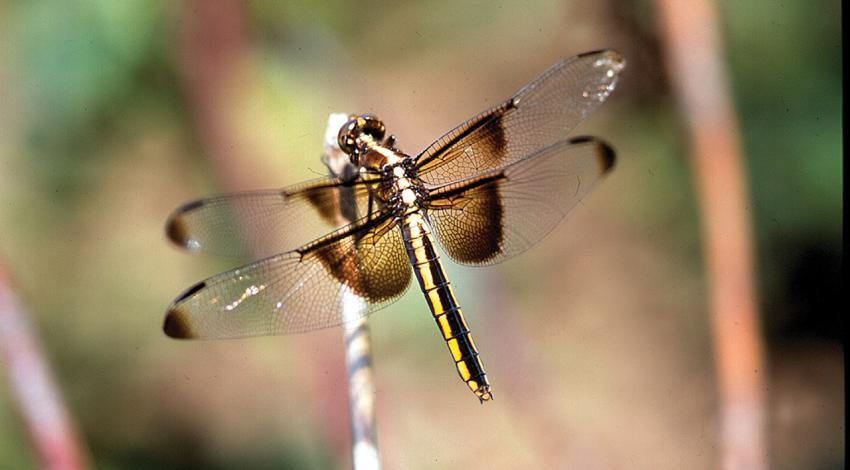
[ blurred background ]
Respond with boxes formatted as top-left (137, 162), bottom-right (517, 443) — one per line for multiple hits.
top-left (0, 1), bottom-right (841, 469)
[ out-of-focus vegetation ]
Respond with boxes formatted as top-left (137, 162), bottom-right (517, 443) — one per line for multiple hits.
top-left (0, 1), bottom-right (841, 469)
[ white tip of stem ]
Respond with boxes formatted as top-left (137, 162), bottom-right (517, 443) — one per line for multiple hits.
top-left (352, 441), bottom-right (381, 470)
top-left (325, 113), bottom-right (351, 149)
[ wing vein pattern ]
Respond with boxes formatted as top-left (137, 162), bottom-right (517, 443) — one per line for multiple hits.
top-left (415, 49), bottom-right (623, 185)
top-left (165, 210), bottom-right (412, 338)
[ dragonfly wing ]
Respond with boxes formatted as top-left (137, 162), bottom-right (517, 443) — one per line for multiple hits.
top-left (415, 50), bottom-right (624, 185)
top-left (166, 176), bottom-right (379, 259)
top-left (426, 136), bottom-right (614, 265)
top-left (164, 210), bottom-right (411, 338)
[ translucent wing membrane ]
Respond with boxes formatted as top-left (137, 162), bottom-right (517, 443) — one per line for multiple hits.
top-left (426, 136), bottom-right (615, 266)
top-left (164, 212), bottom-right (411, 338)
top-left (164, 50), bottom-right (623, 343)
top-left (166, 176), bottom-right (377, 259)
top-left (415, 49), bottom-right (624, 185)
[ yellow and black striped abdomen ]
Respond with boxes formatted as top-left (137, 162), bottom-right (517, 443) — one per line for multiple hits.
top-left (401, 211), bottom-right (492, 402)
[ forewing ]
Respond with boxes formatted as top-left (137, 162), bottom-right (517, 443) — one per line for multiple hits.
top-left (426, 137), bottom-right (614, 266)
top-left (415, 49), bottom-right (624, 185)
top-left (164, 211), bottom-right (411, 338)
top-left (166, 176), bottom-right (377, 259)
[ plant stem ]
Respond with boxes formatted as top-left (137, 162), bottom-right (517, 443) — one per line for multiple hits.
top-left (656, 1), bottom-right (767, 469)
top-left (0, 262), bottom-right (88, 470)
top-left (322, 114), bottom-right (381, 470)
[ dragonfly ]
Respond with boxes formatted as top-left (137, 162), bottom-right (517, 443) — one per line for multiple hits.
top-left (164, 49), bottom-right (625, 402)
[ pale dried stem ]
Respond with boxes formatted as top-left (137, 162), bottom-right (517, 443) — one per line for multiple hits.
top-left (178, 1), bottom-right (381, 464)
top-left (655, 1), bottom-right (767, 469)
top-left (0, 263), bottom-right (88, 470)
top-left (323, 113), bottom-right (382, 470)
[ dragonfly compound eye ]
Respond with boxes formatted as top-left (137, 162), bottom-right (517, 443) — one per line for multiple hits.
top-left (338, 114), bottom-right (386, 159)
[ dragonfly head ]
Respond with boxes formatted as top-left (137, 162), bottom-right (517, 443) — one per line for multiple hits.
top-left (338, 114), bottom-right (386, 164)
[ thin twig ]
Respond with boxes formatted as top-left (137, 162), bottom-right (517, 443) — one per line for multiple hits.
top-left (655, 1), bottom-right (767, 469)
top-left (322, 113), bottom-right (381, 470)
top-left (0, 262), bottom-right (88, 470)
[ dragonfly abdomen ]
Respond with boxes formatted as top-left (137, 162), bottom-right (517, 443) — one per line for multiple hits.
top-left (401, 210), bottom-right (492, 402)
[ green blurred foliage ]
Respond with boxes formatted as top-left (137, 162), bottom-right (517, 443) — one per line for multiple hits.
top-left (721, 0), bottom-right (842, 340)
top-left (12, 1), bottom-right (179, 205)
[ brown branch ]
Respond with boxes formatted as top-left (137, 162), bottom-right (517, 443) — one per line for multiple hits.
top-left (0, 262), bottom-right (88, 470)
top-left (178, 0), bottom-right (256, 190)
top-left (655, 1), bottom-right (767, 469)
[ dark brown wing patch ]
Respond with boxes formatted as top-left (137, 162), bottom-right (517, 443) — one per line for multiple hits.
top-left (415, 100), bottom-right (514, 177)
top-left (296, 180), bottom-right (365, 228)
top-left (427, 173), bottom-right (506, 264)
top-left (427, 138), bottom-right (616, 266)
top-left (569, 136), bottom-right (616, 172)
top-left (415, 50), bottom-right (624, 185)
top-left (163, 210), bottom-right (411, 338)
top-left (306, 213), bottom-right (407, 302)
top-left (300, 185), bottom-right (343, 227)
top-left (166, 214), bottom-right (192, 250)
top-left (164, 177), bottom-right (376, 259)
top-left (163, 309), bottom-right (195, 338)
